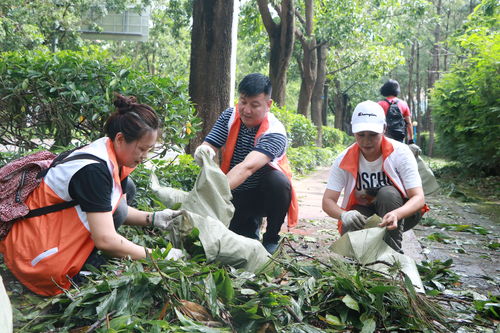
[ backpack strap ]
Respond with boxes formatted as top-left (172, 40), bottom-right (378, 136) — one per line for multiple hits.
top-left (24, 200), bottom-right (79, 219)
top-left (37, 153), bottom-right (105, 179)
top-left (384, 98), bottom-right (398, 106)
top-left (27, 153), bottom-right (107, 218)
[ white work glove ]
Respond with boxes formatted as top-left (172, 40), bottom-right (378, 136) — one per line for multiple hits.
top-left (341, 210), bottom-right (367, 232)
top-left (194, 144), bottom-right (216, 166)
top-left (408, 143), bottom-right (421, 157)
top-left (153, 209), bottom-right (182, 229)
top-left (161, 247), bottom-right (184, 261)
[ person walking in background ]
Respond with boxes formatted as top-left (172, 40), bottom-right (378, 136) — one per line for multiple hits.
top-left (378, 79), bottom-right (421, 156)
top-left (322, 100), bottom-right (427, 253)
top-left (194, 73), bottom-right (298, 254)
top-left (0, 94), bottom-right (180, 296)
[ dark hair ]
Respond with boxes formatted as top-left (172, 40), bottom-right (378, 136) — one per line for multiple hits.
top-left (380, 79), bottom-right (400, 97)
top-left (104, 93), bottom-right (160, 142)
top-left (238, 73), bottom-right (272, 97)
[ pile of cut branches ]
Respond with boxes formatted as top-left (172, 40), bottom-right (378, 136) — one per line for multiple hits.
top-left (5, 239), bottom-right (457, 333)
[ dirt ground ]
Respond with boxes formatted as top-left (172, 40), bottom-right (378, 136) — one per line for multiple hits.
top-left (280, 166), bottom-right (500, 297)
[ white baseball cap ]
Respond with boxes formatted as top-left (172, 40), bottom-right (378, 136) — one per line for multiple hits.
top-left (351, 101), bottom-right (386, 134)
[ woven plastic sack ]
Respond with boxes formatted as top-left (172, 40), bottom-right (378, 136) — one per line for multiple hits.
top-left (331, 215), bottom-right (424, 292)
top-left (0, 275), bottom-right (13, 333)
top-left (150, 149), bottom-right (270, 272)
top-left (417, 156), bottom-right (439, 196)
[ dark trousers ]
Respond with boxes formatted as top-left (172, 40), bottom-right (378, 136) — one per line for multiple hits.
top-left (229, 169), bottom-right (291, 245)
top-left (352, 185), bottom-right (421, 253)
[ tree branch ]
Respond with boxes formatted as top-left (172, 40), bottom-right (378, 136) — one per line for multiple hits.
top-left (295, 27), bottom-right (306, 45)
top-left (257, 0), bottom-right (277, 35)
top-left (86, 311), bottom-right (117, 333)
top-left (327, 60), bottom-right (357, 75)
top-left (312, 40), bottom-right (328, 51)
top-left (343, 81), bottom-right (359, 94)
top-left (294, 8), bottom-right (305, 26)
top-left (284, 240), bottom-right (333, 269)
top-left (272, 2), bottom-right (282, 18)
top-left (294, 53), bottom-right (304, 76)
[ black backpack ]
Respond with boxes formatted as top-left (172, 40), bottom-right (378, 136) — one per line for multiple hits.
top-left (384, 99), bottom-right (406, 141)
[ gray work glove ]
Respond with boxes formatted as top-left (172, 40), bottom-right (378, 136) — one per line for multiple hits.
top-left (341, 210), bottom-right (367, 232)
top-left (408, 143), bottom-right (421, 157)
top-left (153, 209), bottom-right (183, 229)
top-left (194, 144), bottom-right (216, 166)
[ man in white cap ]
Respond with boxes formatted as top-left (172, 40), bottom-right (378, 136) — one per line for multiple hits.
top-left (322, 101), bottom-right (426, 252)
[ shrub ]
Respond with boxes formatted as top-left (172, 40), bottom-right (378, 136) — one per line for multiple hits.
top-left (322, 126), bottom-right (353, 148)
top-left (272, 105), bottom-right (317, 147)
top-left (0, 47), bottom-right (199, 154)
top-left (132, 154), bottom-right (200, 211)
top-left (430, 1), bottom-right (500, 174)
top-left (287, 146), bottom-right (338, 176)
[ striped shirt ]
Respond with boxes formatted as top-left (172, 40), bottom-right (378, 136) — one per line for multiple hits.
top-left (205, 107), bottom-right (287, 191)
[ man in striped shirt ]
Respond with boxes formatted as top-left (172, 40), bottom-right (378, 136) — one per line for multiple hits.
top-left (194, 73), bottom-right (295, 254)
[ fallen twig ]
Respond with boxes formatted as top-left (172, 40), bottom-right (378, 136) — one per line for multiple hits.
top-left (284, 239), bottom-right (333, 268)
top-left (85, 310), bottom-right (117, 333)
top-left (429, 294), bottom-right (473, 305)
top-left (285, 304), bottom-right (303, 323)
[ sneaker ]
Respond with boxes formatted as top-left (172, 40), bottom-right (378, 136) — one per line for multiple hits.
top-left (263, 242), bottom-right (279, 254)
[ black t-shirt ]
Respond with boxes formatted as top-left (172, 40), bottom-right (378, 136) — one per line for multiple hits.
top-left (68, 163), bottom-right (127, 212)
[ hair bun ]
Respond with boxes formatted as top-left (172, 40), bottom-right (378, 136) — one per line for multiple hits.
top-left (113, 93), bottom-right (138, 114)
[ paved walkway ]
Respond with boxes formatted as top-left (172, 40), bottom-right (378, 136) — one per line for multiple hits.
top-left (287, 166), bottom-right (424, 262)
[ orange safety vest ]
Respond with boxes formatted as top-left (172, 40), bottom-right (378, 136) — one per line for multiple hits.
top-left (0, 138), bottom-right (133, 296)
top-left (336, 136), bottom-right (428, 234)
top-left (220, 106), bottom-right (298, 228)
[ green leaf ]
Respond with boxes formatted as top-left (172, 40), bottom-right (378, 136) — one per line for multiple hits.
top-left (96, 288), bottom-right (117, 318)
top-left (368, 285), bottom-right (397, 294)
top-left (360, 317), bottom-right (376, 333)
top-left (214, 269), bottom-right (234, 302)
top-left (21, 79), bottom-right (28, 90)
top-left (240, 288), bottom-right (257, 295)
top-left (119, 69), bottom-right (130, 78)
top-left (325, 314), bottom-right (343, 325)
top-left (342, 294), bottom-right (360, 312)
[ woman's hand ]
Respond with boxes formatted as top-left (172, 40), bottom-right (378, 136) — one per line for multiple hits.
top-left (379, 211), bottom-right (399, 230)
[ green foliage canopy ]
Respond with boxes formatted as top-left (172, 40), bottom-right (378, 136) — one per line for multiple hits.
top-left (0, 0), bottom-right (134, 51)
top-left (431, 0), bottom-right (499, 174)
top-left (0, 47), bottom-right (198, 153)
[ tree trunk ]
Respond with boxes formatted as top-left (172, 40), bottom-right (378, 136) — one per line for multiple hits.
top-left (188, 0), bottom-right (234, 153)
top-left (407, 41), bottom-right (415, 113)
top-left (296, 38), bottom-right (317, 117)
top-left (322, 82), bottom-right (328, 126)
top-left (257, 0), bottom-right (295, 106)
top-left (333, 78), bottom-right (346, 132)
top-left (311, 44), bottom-right (327, 146)
top-left (296, 0), bottom-right (316, 117)
top-left (443, 8), bottom-right (451, 72)
top-left (427, 0), bottom-right (442, 156)
top-left (416, 40), bottom-right (422, 145)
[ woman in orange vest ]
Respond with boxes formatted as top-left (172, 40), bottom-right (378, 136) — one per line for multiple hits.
top-left (0, 94), bottom-right (180, 296)
top-left (322, 101), bottom-right (426, 252)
